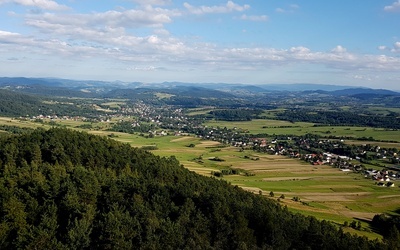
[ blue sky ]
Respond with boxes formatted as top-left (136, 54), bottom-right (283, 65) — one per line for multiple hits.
top-left (1, 0), bottom-right (400, 90)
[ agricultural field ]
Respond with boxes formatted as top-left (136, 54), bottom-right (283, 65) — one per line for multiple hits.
top-left (0, 115), bottom-right (399, 239)
top-left (366, 106), bottom-right (400, 115)
top-left (186, 107), bottom-right (216, 116)
top-left (100, 101), bottom-right (126, 109)
top-left (85, 128), bottom-right (400, 238)
top-left (344, 140), bottom-right (400, 150)
top-left (204, 119), bottom-right (400, 142)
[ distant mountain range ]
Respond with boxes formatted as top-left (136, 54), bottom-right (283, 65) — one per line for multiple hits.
top-left (301, 88), bottom-right (400, 96)
top-left (0, 77), bottom-right (399, 98)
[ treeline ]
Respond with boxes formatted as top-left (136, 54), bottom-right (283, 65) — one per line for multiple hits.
top-left (0, 128), bottom-right (393, 249)
top-left (0, 125), bottom-right (35, 135)
top-left (209, 109), bottom-right (263, 121)
top-left (371, 213), bottom-right (400, 249)
top-left (164, 96), bottom-right (248, 108)
top-left (276, 109), bottom-right (400, 129)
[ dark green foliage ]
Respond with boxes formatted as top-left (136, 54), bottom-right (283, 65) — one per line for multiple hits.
top-left (277, 109), bottom-right (400, 129)
top-left (0, 128), bottom-right (389, 249)
top-left (0, 89), bottom-right (47, 117)
top-left (0, 125), bottom-right (35, 135)
top-left (0, 89), bottom-right (100, 118)
top-left (371, 213), bottom-right (400, 239)
top-left (209, 157), bottom-right (225, 162)
top-left (141, 145), bottom-right (158, 150)
top-left (209, 109), bottom-right (263, 121)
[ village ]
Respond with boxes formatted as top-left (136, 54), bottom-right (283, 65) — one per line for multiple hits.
top-left (26, 101), bottom-right (400, 187)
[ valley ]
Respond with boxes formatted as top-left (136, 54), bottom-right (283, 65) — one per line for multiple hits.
top-left (0, 78), bottom-right (399, 241)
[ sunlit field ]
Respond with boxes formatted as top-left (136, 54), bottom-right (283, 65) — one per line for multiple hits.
top-left (204, 119), bottom-right (400, 142)
top-left (1, 116), bottom-right (399, 239)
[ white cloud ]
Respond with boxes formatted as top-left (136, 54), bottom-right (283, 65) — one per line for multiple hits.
top-left (392, 41), bottom-right (400, 52)
top-left (3, 24), bottom-right (400, 74)
top-left (275, 4), bottom-right (299, 13)
top-left (240, 14), bottom-right (268, 22)
top-left (378, 45), bottom-right (387, 51)
top-left (331, 45), bottom-right (347, 53)
top-left (0, 0), bottom-right (68, 10)
top-left (131, 0), bottom-right (171, 5)
top-left (384, 0), bottom-right (400, 12)
top-left (0, 30), bottom-right (21, 37)
top-left (378, 41), bottom-right (400, 53)
top-left (353, 74), bottom-right (373, 81)
top-left (184, 1), bottom-right (250, 15)
top-left (24, 5), bottom-right (181, 37)
top-left (127, 66), bottom-right (158, 71)
top-left (0, 30), bottom-right (29, 45)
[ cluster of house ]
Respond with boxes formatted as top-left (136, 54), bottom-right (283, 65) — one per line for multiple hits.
top-left (31, 114), bottom-right (114, 123)
top-left (365, 169), bottom-right (399, 183)
top-left (32, 114), bottom-right (82, 121)
top-left (301, 153), bottom-right (351, 166)
top-left (28, 102), bottom-right (400, 189)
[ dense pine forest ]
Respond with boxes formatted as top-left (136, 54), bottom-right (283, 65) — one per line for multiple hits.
top-left (0, 128), bottom-right (398, 249)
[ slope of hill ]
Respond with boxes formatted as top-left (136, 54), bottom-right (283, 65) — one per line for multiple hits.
top-left (0, 89), bottom-right (51, 116)
top-left (331, 88), bottom-right (400, 96)
top-left (2, 76), bottom-right (399, 95)
top-left (0, 89), bottom-right (100, 117)
top-left (2, 84), bottom-right (95, 98)
top-left (260, 83), bottom-right (355, 92)
top-left (0, 128), bottom-right (389, 249)
top-left (0, 77), bottom-right (64, 87)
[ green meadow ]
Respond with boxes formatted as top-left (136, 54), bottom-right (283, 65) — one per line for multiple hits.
top-left (1, 116), bottom-right (399, 238)
top-left (204, 119), bottom-right (400, 142)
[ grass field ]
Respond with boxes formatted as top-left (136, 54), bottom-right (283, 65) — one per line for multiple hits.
top-left (204, 119), bottom-right (400, 142)
top-left (366, 106), bottom-right (400, 115)
top-left (0, 116), bottom-right (399, 239)
top-left (101, 101), bottom-right (126, 109)
top-left (104, 130), bottom-right (399, 234)
top-left (186, 107), bottom-right (215, 116)
top-left (344, 140), bottom-right (400, 149)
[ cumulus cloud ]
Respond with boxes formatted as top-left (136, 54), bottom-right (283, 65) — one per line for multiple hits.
top-left (0, 0), bottom-right (68, 10)
top-left (3, 23), bottom-right (400, 74)
top-left (0, 30), bottom-right (27, 44)
top-left (331, 45), bottom-right (347, 53)
top-left (377, 42), bottom-right (400, 53)
top-left (24, 5), bottom-right (181, 38)
top-left (392, 41), bottom-right (400, 52)
top-left (184, 1), bottom-right (250, 15)
top-left (384, 0), bottom-right (400, 12)
top-left (240, 14), bottom-right (268, 22)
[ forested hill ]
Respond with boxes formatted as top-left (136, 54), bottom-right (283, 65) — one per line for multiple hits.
top-left (0, 128), bottom-right (392, 249)
top-left (0, 89), bottom-right (100, 117)
top-left (0, 89), bottom-right (47, 117)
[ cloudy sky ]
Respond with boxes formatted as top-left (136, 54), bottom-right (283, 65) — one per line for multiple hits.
top-left (1, 0), bottom-right (400, 90)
